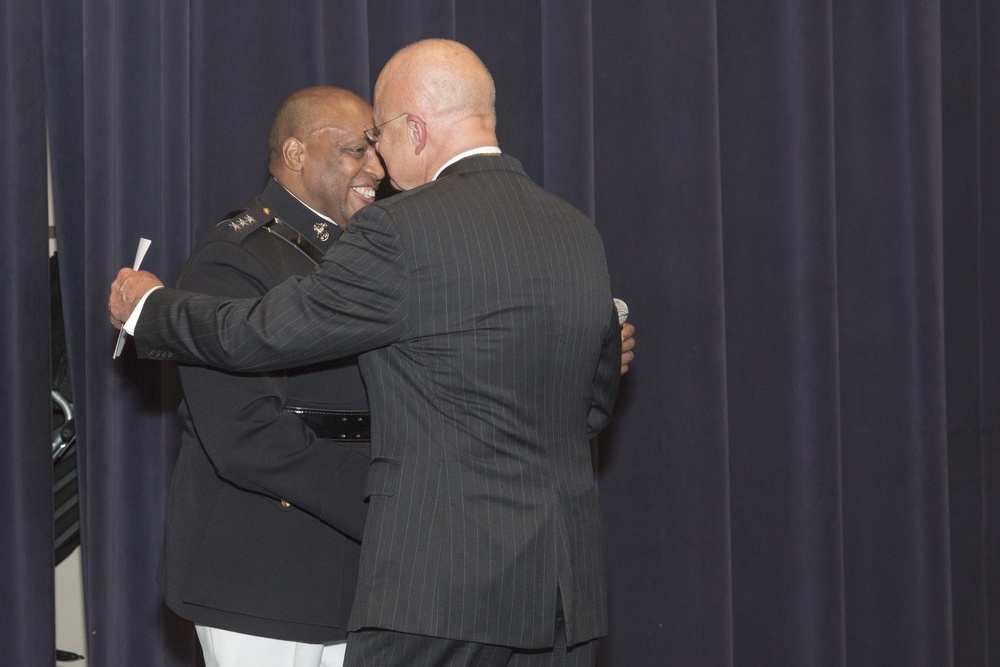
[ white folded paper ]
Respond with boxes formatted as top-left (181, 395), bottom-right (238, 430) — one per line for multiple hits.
top-left (113, 238), bottom-right (152, 359)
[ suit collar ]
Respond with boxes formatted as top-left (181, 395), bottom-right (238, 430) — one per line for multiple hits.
top-left (433, 146), bottom-right (502, 180)
top-left (436, 153), bottom-right (527, 181)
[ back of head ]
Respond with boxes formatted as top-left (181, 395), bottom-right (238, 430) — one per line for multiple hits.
top-left (383, 39), bottom-right (495, 122)
top-left (373, 39), bottom-right (498, 184)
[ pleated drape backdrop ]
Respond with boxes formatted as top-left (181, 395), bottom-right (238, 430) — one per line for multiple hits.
top-left (1, 1), bottom-right (997, 665)
top-left (0, 0), bottom-right (56, 664)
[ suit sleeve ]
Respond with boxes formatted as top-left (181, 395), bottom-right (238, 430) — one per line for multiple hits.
top-left (135, 205), bottom-right (409, 372)
top-left (587, 305), bottom-right (622, 438)
top-left (176, 239), bottom-right (369, 540)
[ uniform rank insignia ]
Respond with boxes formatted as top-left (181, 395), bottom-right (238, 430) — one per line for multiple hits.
top-left (313, 221), bottom-right (330, 242)
top-left (228, 213), bottom-right (255, 232)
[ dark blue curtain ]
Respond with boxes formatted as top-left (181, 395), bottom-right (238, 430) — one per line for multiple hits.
top-left (942, 2), bottom-right (1000, 665)
top-left (0, 0), bottom-right (993, 665)
top-left (0, 1), bottom-right (55, 664)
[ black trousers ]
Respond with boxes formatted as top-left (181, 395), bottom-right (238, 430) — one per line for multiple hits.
top-left (344, 604), bottom-right (598, 667)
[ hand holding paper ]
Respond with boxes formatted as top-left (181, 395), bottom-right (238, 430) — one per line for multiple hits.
top-left (112, 238), bottom-right (152, 358)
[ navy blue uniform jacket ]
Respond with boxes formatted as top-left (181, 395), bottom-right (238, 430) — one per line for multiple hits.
top-left (159, 178), bottom-right (369, 643)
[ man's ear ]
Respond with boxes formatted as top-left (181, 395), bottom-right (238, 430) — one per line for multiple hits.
top-left (282, 137), bottom-right (305, 171)
top-left (410, 116), bottom-right (427, 156)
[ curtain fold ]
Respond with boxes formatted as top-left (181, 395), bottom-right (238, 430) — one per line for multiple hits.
top-left (941, 2), bottom-right (986, 664)
top-left (833, 3), bottom-right (951, 664)
top-left (9, 0), bottom-right (995, 665)
top-left (541, 0), bottom-right (595, 216)
top-left (0, 2), bottom-right (55, 666)
top-left (962, 1), bottom-right (1000, 663)
top-left (717, 1), bottom-right (845, 663)
top-left (594, 3), bottom-right (734, 664)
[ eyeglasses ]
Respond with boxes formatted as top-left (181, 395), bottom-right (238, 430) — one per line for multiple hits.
top-left (363, 112), bottom-right (408, 144)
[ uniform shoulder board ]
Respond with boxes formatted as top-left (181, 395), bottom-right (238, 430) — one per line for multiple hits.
top-left (217, 204), bottom-right (274, 236)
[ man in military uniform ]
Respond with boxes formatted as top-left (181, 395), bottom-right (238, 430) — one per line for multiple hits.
top-left (162, 86), bottom-right (383, 667)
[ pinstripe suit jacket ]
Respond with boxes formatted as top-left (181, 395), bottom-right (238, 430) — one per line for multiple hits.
top-left (133, 153), bottom-right (620, 648)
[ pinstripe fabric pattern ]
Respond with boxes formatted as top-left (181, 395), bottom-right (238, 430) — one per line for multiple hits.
top-left (135, 154), bottom-right (620, 649)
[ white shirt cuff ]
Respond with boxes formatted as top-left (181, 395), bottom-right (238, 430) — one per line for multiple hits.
top-left (123, 286), bottom-right (163, 334)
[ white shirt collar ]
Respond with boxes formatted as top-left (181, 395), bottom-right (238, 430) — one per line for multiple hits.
top-left (433, 146), bottom-right (503, 181)
top-left (281, 182), bottom-right (340, 227)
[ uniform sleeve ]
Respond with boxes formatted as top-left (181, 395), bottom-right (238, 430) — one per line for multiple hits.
top-left (177, 238), bottom-right (369, 540)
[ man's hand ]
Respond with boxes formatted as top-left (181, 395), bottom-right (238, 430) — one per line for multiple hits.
top-left (620, 322), bottom-right (635, 376)
top-left (108, 268), bottom-right (164, 329)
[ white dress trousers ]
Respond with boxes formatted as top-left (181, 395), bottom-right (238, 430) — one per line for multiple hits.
top-left (196, 625), bottom-right (346, 667)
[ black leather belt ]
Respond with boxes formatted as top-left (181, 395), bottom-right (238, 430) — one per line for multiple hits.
top-left (285, 407), bottom-right (371, 442)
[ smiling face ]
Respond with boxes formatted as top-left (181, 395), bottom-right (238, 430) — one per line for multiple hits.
top-left (270, 88), bottom-right (385, 226)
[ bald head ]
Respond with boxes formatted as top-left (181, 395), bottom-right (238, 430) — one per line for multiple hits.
top-left (377, 39), bottom-right (496, 123)
top-left (372, 40), bottom-right (499, 189)
top-left (269, 87), bottom-right (369, 171)
top-left (267, 86), bottom-right (384, 225)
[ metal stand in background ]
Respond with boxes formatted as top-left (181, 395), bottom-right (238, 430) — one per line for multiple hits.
top-left (51, 252), bottom-right (80, 567)
top-left (52, 252), bottom-right (84, 664)
top-left (52, 389), bottom-right (78, 565)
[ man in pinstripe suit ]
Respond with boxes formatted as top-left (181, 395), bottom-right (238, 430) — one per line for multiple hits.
top-left (110, 39), bottom-right (620, 666)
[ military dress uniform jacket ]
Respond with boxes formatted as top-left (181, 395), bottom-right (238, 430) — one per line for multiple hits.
top-left (137, 154), bottom-right (621, 649)
top-left (158, 177), bottom-right (370, 643)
